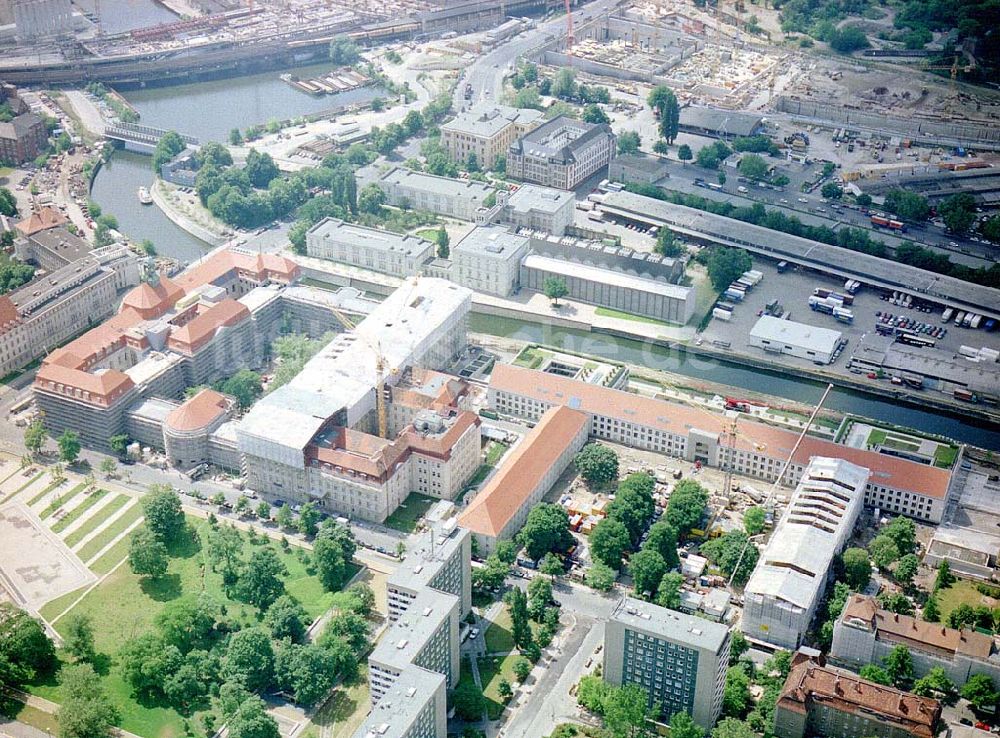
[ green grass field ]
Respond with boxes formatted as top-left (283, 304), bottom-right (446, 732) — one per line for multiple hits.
top-left (64, 495), bottom-right (131, 548)
top-left (934, 445), bottom-right (959, 469)
top-left (484, 441), bottom-right (509, 467)
top-left (38, 483), bottom-right (88, 520)
top-left (479, 652), bottom-right (520, 720)
top-left (28, 515), bottom-right (355, 738)
top-left (75, 504), bottom-right (144, 563)
top-left (384, 492), bottom-right (437, 533)
top-left (484, 608), bottom-right (515, 654)
top-left (936, 579), bottom-right (988, 621)
top-left (26, 477), bottom-right (64, 507)
top-left (309, 667), bottom-right (370, 738)
top-left (51, 489), bottom-right (108, 533)
top-left (594, 307), bottom-right (675, 327)
top-left (415, 228), bottom-right (440, 242)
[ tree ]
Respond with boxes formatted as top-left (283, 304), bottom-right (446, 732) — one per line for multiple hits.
top-left (859, 664), bottom-right (892, 685)
top-left (543, 276), bottom-right (568, 306)
top-left (452, 678), bottom-right (485, 720)
top-left (653, 139), bottom-right (669, 155)
top-left (670, 711), bottom-right (705, 738)
top-left (700, 531), bottom-right (758, 586)
top-left (218, 369), bottom-right (262, 410)
top-left (821, 182), bottom-right (843, 200)
top-left (358, 183), bottom-right (387, 215)
top-left (982, 214), bottom-right (1000, 243)
top-left (577, 674), bottom-right (610, 713)
top-left (229, 128), bottom-right (244, 145)
top-left (274, 642), bottom-right (337, 706)
top-left (604, 684), bottom-right (649, 738)
top-left (678, 144), bottom-right (693, 161)
top-left (551, 69), bottom-right (577, 100)
top-left (648, 85), bottom-right (680, 144)
top-left (63, 614), bottom-right (95, 663)
top-left (729, 630), bottom-right (749, 665)
top-left (228, 696), bottom-right (281, 738)
top-left (841, 547), bottom-right (872, 590)
top-left (582, 104), bottom-right (610, 124)
top-left (912, 667), bottom-right (958, 705)
top-left (263, 595), bottom-right (307, 642)
top-left (878, 592), bottom-right (914, 616)
top-left (256, 501), bottom-right (271, 521)
top-left (540, 552), bottom-right (564, 578)
top-left (664, 480), bottom-right (709, 534)
top-left (935, 560), bottom-right (954, 591)
top-left (723, 664), bottom-right (752, 717)
top-left (869, 535), bottom-right (900, 570)
top-left (590, 518), bottom-right (631, 569)
top-left (894, 553), bottom-right (920, 587)
top-left (856, 193), bottom-right (873, 209)
top-left (23, 420), bottom-right (47, 457)
top-left (527, 576), bottom-right (553, 620)
top-left (152, 131), bottom-right (186, 173)
top-left (828, 26), bottom-right (869, 53)
top-left (923, 594), bottom-right (941, 622)
top-left (99, 458), bottom-right (117, 478)
top-left (505, 587), bottom-right (532, 649)
top-left (328, 35), bottom-right (360, 65)
top-left (129, 525), bottom-right (168, 580)
top-left (57, 430), bottom-right (81, 464)
top-left (142, 485), bottom-right (185, 543)
top-left (513, 656), bottom-right (532, 683)
top-left (629, 549), bottom-right (667, 598)
top-left (57, 663), bottom-right (119, 738)
top-left (156, 596), bottom-right (219, 654)
top-left (711, 718), bottom-right (754, 738)
top-left (498, 678), bottom-right (513, 702)
top-left (949, 603), bottom-right (977, 630)
top-left (743, 506), bottom-right (765, 536)
top-left (962, 674), bottom-right (999, 711)
top-left (243, 148), bottom-right (280, 189)
top-left (882, 517), bottom-right (917, 556)
top-left (656, 571), bottom-right (684, 610)
top-left (655, 227), bottom-right (683, 258)
top-left (223, 628), bottom-right (274, 692)
top-left (472, 554), bottom-right (509, 593)
top-left (884, 644), bottom-right (914, 689)
top-left (275, 504), bottom-right (293, 530)
top-left (706, 247), bottom-right (753, 291)
top-left (574, 443), bottom-right (619, 487)
top-left (109, 433), bottom-right (129, 457)
top-left (321, 612), bottom-right (369, 657)
top-left (643, 520), bottom-right (680, 571)
top-left (313, 523), bottom-right (355, 591)
top-left (402, 109), bottom-right (424, 136)
top-left (0, 187), bottom-right (17, 217)
top-left (586, 562), bottom-right (616, 591)
top-left (738, 154), bottom-right (769, 181)
top-left (518, 503), bottom-right (573, 561)
top-left (940, 192), bottom-right (977, 234)
top-left (884, 190), bottom-right (930, 221)
top-left (617, 131), bottom-right (641, 155)
top-left (206, 524), bottom-right (243, 584)
top-left (235, 547), bottom-right (286, 610)
top-left (297, 501), bottom-right (321, 537)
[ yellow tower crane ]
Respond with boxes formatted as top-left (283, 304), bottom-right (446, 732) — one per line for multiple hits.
top-left (327, 306), bottom-right (391, 440)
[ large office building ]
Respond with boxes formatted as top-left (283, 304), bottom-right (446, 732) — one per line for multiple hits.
top-left (237, 278), bottom-right (479, 522)
top-left (440, 104), bottom-right (543, 169)
top-left (503, 184), bottom-right (575, 236)
top-left (375, 168), bottom-right (494, 222)
top-left (774, 655), bottom-right (941, 738)
top-left (458, 405), bottom-right (589, 553)
top-left (832, 594), bottom-right (1000, 687)
top-left (487, 364), bottom-right (951, 524)
top-left (742, 457), bottom-right (869, 650)
top-left (507, 116), bottom-right (616, 190)
top-left (452, 225), bottom-right (530, 296)
top-left (604, 597), bottom-right (730, 728)
top-left (0, 245), bottom-right (141, 378)
top-left (305, 219), bottom-right (435, 277)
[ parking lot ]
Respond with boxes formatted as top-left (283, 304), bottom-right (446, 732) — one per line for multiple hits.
top-left (699, 258), bottom-right (1000, 378)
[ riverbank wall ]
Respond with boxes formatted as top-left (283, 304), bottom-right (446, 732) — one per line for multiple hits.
top-left (150, 181), bottom-right (227, 248)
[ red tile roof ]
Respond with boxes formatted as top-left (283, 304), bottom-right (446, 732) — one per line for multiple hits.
top-left (166, 299), bottom-right (250, 355)
top-left (173, 250), bottom-right (300, 293)
top-left (120, 276), bottom-right (186, 320)
top-left (35, 363), bottom-right (134, 406)
top-left (15, 206), bottom-right (68, 237)
top-left (0, 295), bottom-right (20, 333)
top-left (489, 364), bottom-right (951, 499)
top-left (164, 389), bottom-right (231, 433)
top-left (459, 405), bottom-right (588, 538)
top-left (778, 656), bottom-right (940, 738)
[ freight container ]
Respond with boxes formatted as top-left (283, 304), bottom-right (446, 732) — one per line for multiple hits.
top-left (833, 307), bottom-right (854, 324)
top-left (724, 289), bottom-right (744, 302)
top-left (809, 296), bottom-right (835, 314)
top-left (963, 313), bottom-right (973, 328)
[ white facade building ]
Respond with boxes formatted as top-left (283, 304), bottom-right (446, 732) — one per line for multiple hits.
top-left (305, 218), bottom-right (434, 277)
top-left (452, 225), bottom-right (530, 296)
top-left (749, 315), bottom-right (843, 364)
top-left (503, 184), bottom-right (575, 236)
top-left (376, 168), bottom-right (494, 221)
top-left (440, 104), bottom-right (543, 169)
top-left (507, 116), bottom-right (616, 190)
top-left (742, 457), bottom-right (870, 650)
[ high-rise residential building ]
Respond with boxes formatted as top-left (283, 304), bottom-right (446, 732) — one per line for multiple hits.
top-left (507, 116), bottom-right (616, 190)
top-left (440, 104), bottom-right (544, 169)
top-left (743, 457), bottom-right (870, 650)
top-left (387, 521), bottom-right (472, 620)
top-left (603, 597), bottom-right (730, 728)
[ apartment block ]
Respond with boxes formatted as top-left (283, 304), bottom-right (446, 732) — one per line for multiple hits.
top-left (604, 597), bottom-right (730, 728)
top-left (774, 655), bottom-right (941, 738)
top-left (452, 225), bottom-right (530, 296)
top-left (305, 218), bottom-right (434, 277)
top-left (486, 363), bottom-right (951, 524)
top-left (387, 522), bottom-right (472, 621)
top-left (440, 104), bottom-right (543, 169)
top-left (832, 594), bottom-right (1000, 688)
top-left (507, 116), bottom-right (616, 190)
top-left (743, 457), bottom-right (870, 650)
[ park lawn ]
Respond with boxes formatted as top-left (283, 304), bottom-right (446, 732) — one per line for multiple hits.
top-left (934, 444), bottom-right (959, 469)
top-left (39, 582), bottom-right (92, 622)
top-left (310, 667), bottom-right (371, 738)
top-left (76, 503), bottom-right (144, 563)
top-left (484, 607), bottom-right (516, 654)
top-left (30, 516), bottom-right (354, 738)
top-left (89, 534), bottom-right (133, 576)
top-left (415, 228), bottom-right (440, 242)
top-left (0, 701), bottom-right (60, 734)
top-left (484, 441), bottom-right (508, 467)
top-left (384, 492), bottom-right (437, 534)
top-left (594, 307), bottom-right (674, 327)
top-left (936, 578), bottom-right (988, 620)
top-left (867, 429), bottom-right (888, 447)
top-left (38, 482), bottom-right (88, 520)
top-left (479, 652), bottom-right (520, 720)
top-left (51, 489), bottom-right (109, 533)
top-left (64, 495), bottom-right (131, 548)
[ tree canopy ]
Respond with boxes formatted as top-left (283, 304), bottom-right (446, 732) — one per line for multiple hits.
top-left (519, 503), bottom-right (573, 561)
top-left (575, 443), bottom-right (619, 486)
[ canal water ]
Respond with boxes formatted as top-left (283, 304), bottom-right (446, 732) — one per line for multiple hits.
top-left (89, 70), bottom-right (1000, 449)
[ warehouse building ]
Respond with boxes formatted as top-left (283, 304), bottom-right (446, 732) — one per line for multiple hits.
top-left (774, 655), bottom-right (941, 738)
top-left (452, 225), bottom-right (530, 296)
top-left (503, 184), bottom-right (575, 236)
top-left (305, 218), bottom-right (435, 277)
top-left (742, 457), bottom-right (869, 650)
top-left (604, 597), bottom-right (729, 728)
top-left (832, 594), bottom-right (1000, 688)
top-left (520, 254), bottom-right (694, 324)
top-left (678, 107), bottom-right (764, 139)
top-left (440, 104), bottom-right (543, 169)
top-left (507, 116), bottom-right (616, 190)
top-left (376, 167), bottom-right (494, 221)
top-left (749, 315), bottom-right (843, 364)
top-left (487, 364), bottom-right (951, 524)
top-left (608, 154), bottom-right (671, 185)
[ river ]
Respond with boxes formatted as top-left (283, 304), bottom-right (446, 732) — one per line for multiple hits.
top-left (88, 69), bottom-right (1000, 450)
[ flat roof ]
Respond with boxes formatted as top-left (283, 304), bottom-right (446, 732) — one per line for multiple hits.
top-left (370, 588), bottom-right (458, 671)
top-left (749, 315), bottom-right (842, 353)
top-left (506, 184), bottom-right (575, 215)
top-left (352, 667), bottom-right (445, 738)
top-left (679, 106), bottom-right (763, 137)
top-left (441, 103), bottom-right (543, 138)
top-left (611, 596), bottom-right (729, 652)
top-left (454, 225), bottom-right (530, 261)
top-left (522, 254), bottom-right (692, 301)
top-left (600, 190), bottom-right (1000, 320)
top-left (388, 522), bottom-right (468, 593)
top-left (307, 218), bottom-right (434, 257)
top-left (380, 167), bottom-right (493, 202)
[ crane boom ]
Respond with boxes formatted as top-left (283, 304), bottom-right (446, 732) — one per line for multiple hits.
top-left (564, 0), bottom-right (574, 57)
